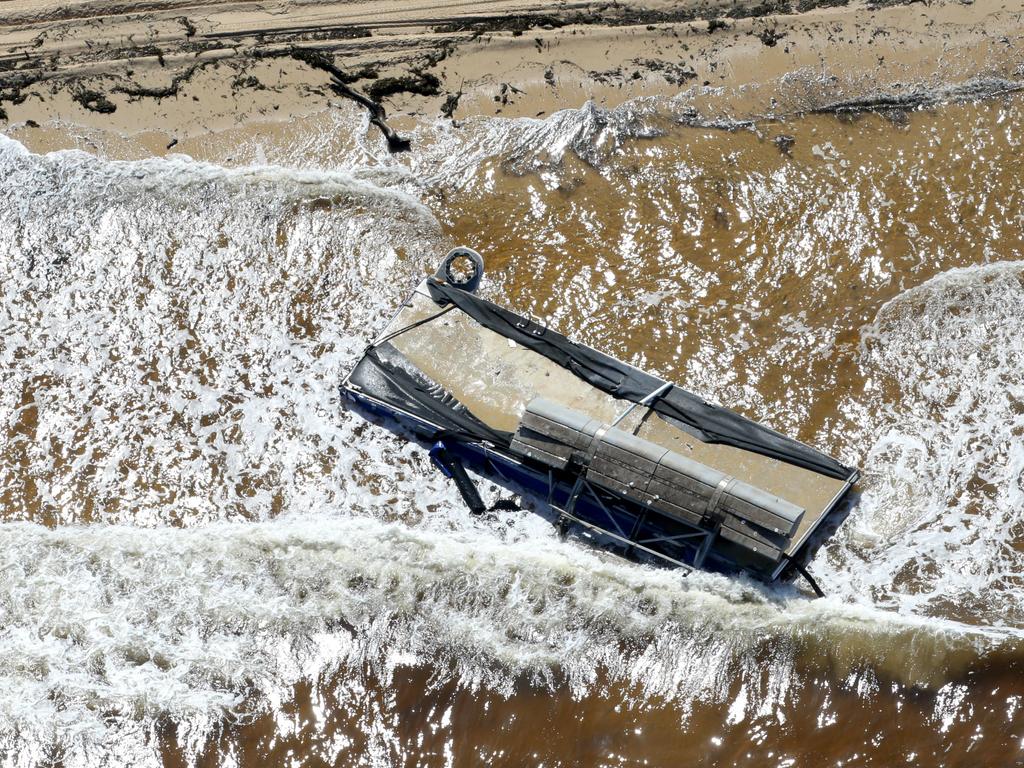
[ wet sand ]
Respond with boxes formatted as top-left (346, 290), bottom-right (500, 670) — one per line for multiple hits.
top-left (2, 0), bottom-right (1023, 157)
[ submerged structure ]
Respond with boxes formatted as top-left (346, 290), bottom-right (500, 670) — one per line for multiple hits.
top-left (342, 248), bottom-right (858, 590)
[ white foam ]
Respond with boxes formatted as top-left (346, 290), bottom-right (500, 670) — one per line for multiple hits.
top-left (824, 261), bottom-right (1024, 624)
top-left (0, 513), bottom-right (1012, 763)
top-left (0, 132), bottom-right (447, 530)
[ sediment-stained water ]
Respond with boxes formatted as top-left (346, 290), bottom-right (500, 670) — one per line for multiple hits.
top-left (1, 92), bottom-right (1023, 766)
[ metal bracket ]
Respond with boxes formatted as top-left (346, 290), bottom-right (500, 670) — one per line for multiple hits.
top-left (514, 310), bottom-right (548, 337)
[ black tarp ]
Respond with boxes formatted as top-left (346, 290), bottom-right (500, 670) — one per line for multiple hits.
top-left (424, 278), bottom-right (855, 481)
top-left (350, 344), bottom-right (513, 446)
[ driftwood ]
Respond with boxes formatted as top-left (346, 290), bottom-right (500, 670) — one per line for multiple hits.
top-left (290, 48), bottom-right (410, 153)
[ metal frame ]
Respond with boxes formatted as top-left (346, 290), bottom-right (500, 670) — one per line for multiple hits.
top-left (554, 506), bottom-right (696, 571)
top-left (548, 470), bottom-right (717, 574)
top-left (341, 381), bottom-right (715, 573)
top-left (769, 471), bottom-right (859, 581)
top-left (346, 382), bottom-right (857, 583)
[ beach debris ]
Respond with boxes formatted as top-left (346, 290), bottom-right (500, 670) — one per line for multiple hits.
top-left (231, 73), bottom-right (265, 91)
top-left (494, 82), bottom-right (525, 105)
top-left (755, 27), bottom-right (786, 47)
top-left (729, 0), bottom-right (790, 18)
top-left (73, 89), bottom-right (116, 113)
top-left (177, 16), bottom-right (197, 37)
top-left (365, 71), bottom-right (440, 101)
top-left (114, 64), bottom-right (200, 100)
top-left (441, 90), bottom-right (462, 119)
top-left (291, 48), bottom-right (412, 153)
top-left (633, 58), bottom-right (697, 86)
top-left (774, 134), bottom-right (795, 154)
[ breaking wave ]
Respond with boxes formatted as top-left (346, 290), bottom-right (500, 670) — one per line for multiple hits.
top-left (0, 511), bottom-right (1017, 764)
top-left (827, 262), bottom-right (1024, 625)
top-left (0, 133), bottom-right (445, 528)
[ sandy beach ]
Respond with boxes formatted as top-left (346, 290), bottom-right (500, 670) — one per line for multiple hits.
top-left (2, 0), bottom-right (1022, 158)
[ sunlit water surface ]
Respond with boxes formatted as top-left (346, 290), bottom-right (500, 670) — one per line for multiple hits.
top-left (1, 94), bottom-right (1023, 766)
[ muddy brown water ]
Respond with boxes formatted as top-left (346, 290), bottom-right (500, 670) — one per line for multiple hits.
top-left (1, 93), bottom-right (1023, 766)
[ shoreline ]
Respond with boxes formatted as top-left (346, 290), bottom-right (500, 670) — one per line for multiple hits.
top-left (1, 0), bottom-right (1022, 159)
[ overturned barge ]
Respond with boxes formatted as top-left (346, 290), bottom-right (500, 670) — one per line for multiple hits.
top-left (343, 248), bottom-right (858, 589)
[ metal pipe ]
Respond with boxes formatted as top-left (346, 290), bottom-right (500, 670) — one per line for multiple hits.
top-left (609, 381), bottom-right (674, 428)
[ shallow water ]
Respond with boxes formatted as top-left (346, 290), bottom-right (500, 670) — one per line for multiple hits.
top-left (1, 92), bottom-right (1023, 766)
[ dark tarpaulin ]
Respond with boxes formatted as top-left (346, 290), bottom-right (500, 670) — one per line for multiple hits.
top-left (425, 278), bottom-right (855, 481)
top-left (350, 344), bottom-right (513, 447)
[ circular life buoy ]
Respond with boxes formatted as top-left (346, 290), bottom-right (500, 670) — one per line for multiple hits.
top-left (436, 247), bottom-right (484, 293)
